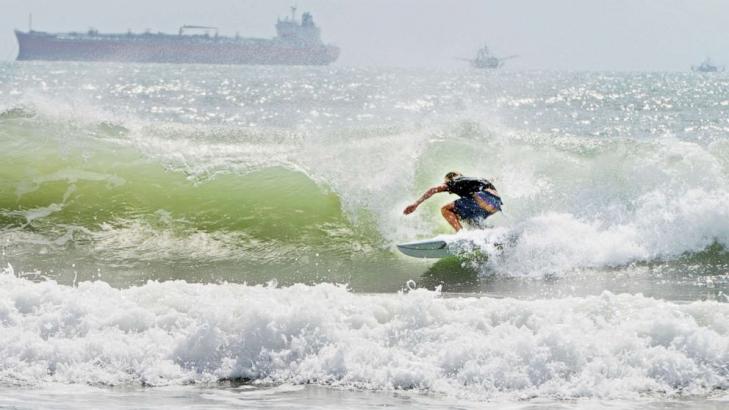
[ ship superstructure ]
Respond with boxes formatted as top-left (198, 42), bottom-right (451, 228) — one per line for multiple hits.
top-left (459, 45), bottom-right (517, 69)
top-left (15, 8), bottom-right (339, 65)
top-left (692, 58), bottom-right (724, 73)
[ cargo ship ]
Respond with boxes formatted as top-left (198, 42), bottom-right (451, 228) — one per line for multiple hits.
top-left (15, 8), bottom-right (339, 65)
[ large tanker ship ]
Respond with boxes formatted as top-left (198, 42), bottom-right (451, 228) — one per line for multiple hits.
top-left (15, 8), bottom-right (339, 65)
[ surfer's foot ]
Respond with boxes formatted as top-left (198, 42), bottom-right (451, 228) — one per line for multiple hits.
top-left (441, 203), bottom-right (462, 231)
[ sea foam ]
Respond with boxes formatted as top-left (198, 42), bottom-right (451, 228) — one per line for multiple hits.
top-left (1, 266), bottom-right (728, 400)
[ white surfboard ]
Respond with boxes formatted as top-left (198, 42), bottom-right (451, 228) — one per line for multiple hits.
top-left (397, 238), bottom-right (453, 259)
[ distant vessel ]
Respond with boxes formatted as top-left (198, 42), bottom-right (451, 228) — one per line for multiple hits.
top-left (459, 45), bottom-right (517, 69)
top-left (15, 8), bottom-right (339, 65)
top-left (692, 58), bottom-right (724, 73)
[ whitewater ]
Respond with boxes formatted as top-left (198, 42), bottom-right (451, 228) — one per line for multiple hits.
top-left (1, 62), bottom-right (729, 408)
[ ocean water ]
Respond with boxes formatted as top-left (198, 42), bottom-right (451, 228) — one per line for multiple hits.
top-left (1, 62), bottom-right (729, 408)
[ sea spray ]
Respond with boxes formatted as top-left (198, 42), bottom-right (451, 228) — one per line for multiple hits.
top-left (2, 268), bottom-right (729, 400)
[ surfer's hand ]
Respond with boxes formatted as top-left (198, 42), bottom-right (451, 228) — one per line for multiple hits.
top-left (403, 204), bottom-right (417, 215)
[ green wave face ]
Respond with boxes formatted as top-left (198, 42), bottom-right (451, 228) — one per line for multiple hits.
top-left (0, 119), bottom-right (413, 289)
top-left (1, 123), bottom-right (347, 239)
top-left (3, 158), bottom-right (346, 240)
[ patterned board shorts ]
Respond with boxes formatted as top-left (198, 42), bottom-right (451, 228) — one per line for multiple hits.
top-left (453, 191), bottom-right (503, 220)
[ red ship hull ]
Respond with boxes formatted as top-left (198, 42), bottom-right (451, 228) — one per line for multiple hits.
top-left (15, 30), bottom-right (340, 65)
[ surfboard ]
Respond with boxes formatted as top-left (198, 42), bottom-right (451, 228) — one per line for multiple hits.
top-left (397, 238), bottom-right (453, 259)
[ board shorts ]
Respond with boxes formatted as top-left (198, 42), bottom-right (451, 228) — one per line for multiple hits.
top-left (453, 191), bottom-right (502, 221)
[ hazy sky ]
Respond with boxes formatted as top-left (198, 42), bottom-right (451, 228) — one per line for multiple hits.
top-left (1, 0), bottom-right (728, 70)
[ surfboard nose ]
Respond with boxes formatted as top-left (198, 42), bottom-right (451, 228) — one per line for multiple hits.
top-left (397, 239), bottom-right (450, 259)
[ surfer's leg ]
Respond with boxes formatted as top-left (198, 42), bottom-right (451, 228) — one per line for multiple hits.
top-left (441, 202), bottom-right (463, 232)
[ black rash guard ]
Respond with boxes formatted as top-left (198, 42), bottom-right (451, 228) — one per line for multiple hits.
top-left (446, 176), bottom-right (500, 199)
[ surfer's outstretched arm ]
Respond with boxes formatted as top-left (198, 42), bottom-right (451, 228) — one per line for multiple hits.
top-left (403, 184), bottom-right (448, 214)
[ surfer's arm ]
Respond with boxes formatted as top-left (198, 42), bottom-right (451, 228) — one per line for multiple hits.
top-left (403, 184), bottom-right (448, 215)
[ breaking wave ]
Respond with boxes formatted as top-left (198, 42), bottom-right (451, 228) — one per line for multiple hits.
top-left (2, 103), bottom-right (729, 280)
top-left (1, 267), bottom-right (729, 400)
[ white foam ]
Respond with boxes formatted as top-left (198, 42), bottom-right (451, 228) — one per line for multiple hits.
top-left (443, 187), bottom-right (729, 277)
top-left (1, 267), bottom-right (729, 400)
top-left (411, 131), bottom-right (729, 276)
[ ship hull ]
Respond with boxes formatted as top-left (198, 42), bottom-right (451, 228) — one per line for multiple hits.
top-left (15, 31), bottom-right (339, 66)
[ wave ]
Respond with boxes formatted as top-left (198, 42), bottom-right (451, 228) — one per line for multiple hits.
top-left (1, 268), bottom-right (729, 400)
top-left (1, 104), bottom-right (729, 278)
top-left (0, 115), bottom-right (367, 247)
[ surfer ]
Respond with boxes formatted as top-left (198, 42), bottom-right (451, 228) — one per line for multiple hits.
top-left (403, 171), bottom-right (502, 231)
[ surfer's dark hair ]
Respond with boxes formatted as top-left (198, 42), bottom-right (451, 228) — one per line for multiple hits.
top-left (444, 171), bottom-right (462, 181)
